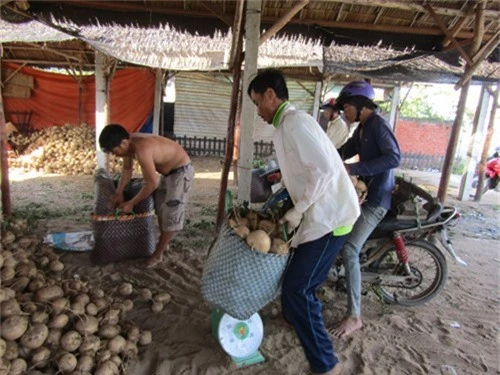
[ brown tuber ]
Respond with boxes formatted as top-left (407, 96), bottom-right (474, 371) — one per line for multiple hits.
top-left (246, 230), bottom-right (271, 254)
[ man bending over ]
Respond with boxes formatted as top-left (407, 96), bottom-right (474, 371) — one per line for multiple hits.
top-left (99, 124), bottom-right (194, 268)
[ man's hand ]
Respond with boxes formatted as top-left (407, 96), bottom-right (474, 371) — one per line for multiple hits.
top-left (110, 192), bottom-right (124, 208)
top-left (344, 163), bottom-right (351, 174)
top-left (279, 207), bottom-right (303, 233)
top-left (118, 201), bottom-right (134, 214)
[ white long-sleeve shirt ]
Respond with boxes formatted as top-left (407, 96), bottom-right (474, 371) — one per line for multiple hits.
top-left (273, 103), bottom-right (360, 247)
top-left (326, 116), bottom-right (349, 149)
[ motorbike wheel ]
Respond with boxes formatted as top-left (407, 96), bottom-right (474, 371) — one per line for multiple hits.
top-left (371, 239), bottom-right (447, 307)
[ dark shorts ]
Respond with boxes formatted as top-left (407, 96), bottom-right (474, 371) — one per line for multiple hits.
top-left (154, 163), bottom-right (194, 232)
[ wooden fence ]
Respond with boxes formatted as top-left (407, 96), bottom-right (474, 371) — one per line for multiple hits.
top-left (175, 136), bottom-right (456, 172)
top-left (175, 136), bottom-right (274, 158)
top-left (400, 153), bottom-right (449, 172)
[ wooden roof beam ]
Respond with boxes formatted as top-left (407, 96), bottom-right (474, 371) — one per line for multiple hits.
top-left (322, 0), bottom-right (498, 20)
top-left (195, 1), bottom-right (234, 27)
top-left (424, 3), bottom-right (472, 65)
top-left (455, 29), bottom-right (500, 89)
top-left (1, 59), bottom-right (94, 67)
top-left (282, 18), bottom-right (495, 42)
top-left (335, 3), bottom-right (344, 22)
top-left (25, 42), bottom-right (82, 62)
top-left (259, 0), bottom-right (311, 45)
top-left (374, 7), bottom-right (384, 24)
top-left (442, 15), bottom-right (471, 47)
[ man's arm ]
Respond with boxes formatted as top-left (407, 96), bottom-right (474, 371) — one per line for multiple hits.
top-left (348, 123), bottom-right (401, 176)
top-left (121, 146), bottom-right (159, 211)
top-left (340, 130), bottom-right (357, 161)
top-left (110, 157), bottom-right (133, 207)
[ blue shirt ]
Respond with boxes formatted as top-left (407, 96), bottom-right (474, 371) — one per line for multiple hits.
top-left (341, 112), bottom-right (401, 209)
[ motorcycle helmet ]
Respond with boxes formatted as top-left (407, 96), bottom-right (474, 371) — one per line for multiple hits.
top-left (320, 98), bottom-right (338, 110)
top-left (335, 80), bottom-right (376, 110)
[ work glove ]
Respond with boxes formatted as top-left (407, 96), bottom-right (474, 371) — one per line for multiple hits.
top-left (279, 207), bottom-right (303, 233)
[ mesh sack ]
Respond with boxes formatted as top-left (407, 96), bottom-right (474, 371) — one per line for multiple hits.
top-left (90, 212), bottom-right (156, 264)
top-left (201, 223), bottom-right (290, 320)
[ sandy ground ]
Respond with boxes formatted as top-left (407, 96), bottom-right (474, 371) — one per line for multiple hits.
top-left (7, 157), bottom-right (500, 375)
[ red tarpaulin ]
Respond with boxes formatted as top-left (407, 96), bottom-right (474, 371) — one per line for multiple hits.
top-left (3, 63), bottom-right (155, 133)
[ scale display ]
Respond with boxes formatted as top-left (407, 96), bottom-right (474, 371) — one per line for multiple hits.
top-left (215, 311), bottom-right (264, 359)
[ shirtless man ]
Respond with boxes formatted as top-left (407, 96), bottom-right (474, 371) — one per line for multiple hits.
top-left (98, 124), bottom-right (194, 268)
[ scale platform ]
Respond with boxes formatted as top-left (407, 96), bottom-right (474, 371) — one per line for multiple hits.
top-left (211, 308), bottom-right (265, 368)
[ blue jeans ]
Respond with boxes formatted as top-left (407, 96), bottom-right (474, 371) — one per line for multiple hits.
top-left (281, 232), bottom-right (348, 374)
top-left (342, 205), bottom-right (387, 317)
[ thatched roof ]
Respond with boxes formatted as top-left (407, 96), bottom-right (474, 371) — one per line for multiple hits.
top-left (1, 0), bottom-right (498, 83)
top-left (0, 18), bottom-right (324, 71)
top-left (324, 44), bottom-right (499, 83)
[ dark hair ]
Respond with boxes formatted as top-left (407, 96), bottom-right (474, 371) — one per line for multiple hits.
top-left (98, 124), bottom-right (129, 152)
top-left (247, 68), bottom-right (289, 100)
top-left (342, 95), bottom-right (377, 112)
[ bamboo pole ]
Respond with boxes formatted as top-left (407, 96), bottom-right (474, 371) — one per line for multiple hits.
top-left (0, 55), bottom-right (12, 216)
top-left (437, 83), bottom-right (470, 203)
top-left (216, 1), bottom-right (245, 231)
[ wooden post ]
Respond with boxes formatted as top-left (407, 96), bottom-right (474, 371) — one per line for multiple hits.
top-left (95, 51), bottom-right (111, 170)
top-left (388, 85), bottom-right (400, 131)
top-left (152, 68), bottom-right (163, 136)
top-left (0, 60), bottom-right (12, 216)
top-left (474, 83), bottom-right (500, 201)
top-left (438, 83), bottom-right (470, 203)
top-left (438, 1), bottom-right (484, 203)
top-left (312, 81), bottom-right (322, 121)
top-left (458, 84), bottom-right (489, 200)
top-left (216, 0), bottom-right (245, 230)
top-left (237, 0), bottom-right (261, 203)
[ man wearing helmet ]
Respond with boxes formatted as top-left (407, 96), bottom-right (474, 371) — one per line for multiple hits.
top-left (331, 80), bottom-right (401, 339)
top-left (320, 98), bottom-right (349, 150)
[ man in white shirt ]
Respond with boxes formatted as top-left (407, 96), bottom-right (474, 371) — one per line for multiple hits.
top-left (320, 98), bottom-right (349, 150)
top-left (248, 69), bottom-right (360, 375)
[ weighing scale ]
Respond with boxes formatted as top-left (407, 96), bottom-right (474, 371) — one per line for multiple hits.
top-left (210, 186), bottom-right (287, 367)
top-left (211, 308), bottom-right (265, 367)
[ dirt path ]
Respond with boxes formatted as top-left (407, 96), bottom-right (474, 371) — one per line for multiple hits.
top-left (7, 157), bottom-right (500, 375)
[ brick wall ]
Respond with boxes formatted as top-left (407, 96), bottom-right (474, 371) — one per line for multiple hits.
top-left (395, 119), bottom-right (452, 156)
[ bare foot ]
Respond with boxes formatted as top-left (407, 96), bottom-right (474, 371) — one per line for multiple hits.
top-left (312, 362), bottom-right (342, 375)
top-left (145, 254), bottom-right (163, 268)
top-left (330, 316), bottom-right (362, 339)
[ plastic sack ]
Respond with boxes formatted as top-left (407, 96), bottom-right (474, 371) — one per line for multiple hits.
top-left (43, 231), bottom-right (94, 252)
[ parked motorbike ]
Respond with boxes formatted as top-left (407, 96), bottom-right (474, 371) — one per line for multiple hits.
top-left (471, 154), bottom-right (500, 196)
top-left (259, 169), bottom-right (467, 307)
top-left (331, 176), bottom-right (467, 306)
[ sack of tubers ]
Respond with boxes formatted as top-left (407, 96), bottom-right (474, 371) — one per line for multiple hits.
top-left (228, 209), bottom-right (290, 255)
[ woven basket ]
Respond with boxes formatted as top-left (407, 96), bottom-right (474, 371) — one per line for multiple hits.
top-left (91, 169), bottom-right (156, 264)
top-left (90, 211), bottom-right (156, 264)
top-left (201, 222), bottom-right (290, 320)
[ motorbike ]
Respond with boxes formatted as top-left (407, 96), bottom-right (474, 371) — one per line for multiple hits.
top-left (259, 171), bottom-right (467, 307)
top-left (330, 176), bottom-right (467, 306)
top-left (471, 154), bottom-right (500, 196)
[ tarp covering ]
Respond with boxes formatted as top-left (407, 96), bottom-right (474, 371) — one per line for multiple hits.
top-left (3, 63), bottom-right (155, 132)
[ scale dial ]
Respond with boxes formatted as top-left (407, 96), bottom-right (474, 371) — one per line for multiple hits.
top-left (217, 312), bottom-right (264, 358)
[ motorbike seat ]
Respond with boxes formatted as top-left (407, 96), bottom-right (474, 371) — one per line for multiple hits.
top-left (369, 177), bottom-right (443, 239)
